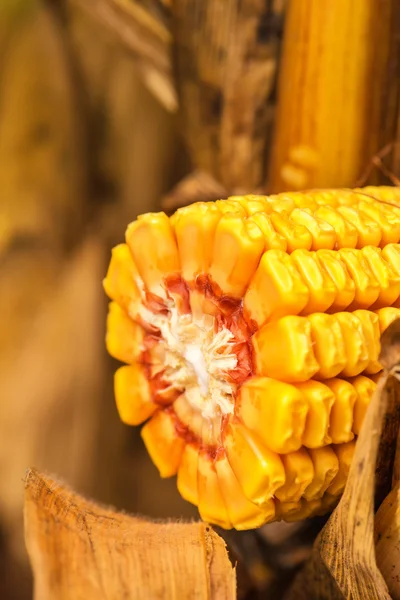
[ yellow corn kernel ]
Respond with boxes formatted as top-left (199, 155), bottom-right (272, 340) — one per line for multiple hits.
top-left (338, 248), bottom-right (380, 309)
top-left (355, 186), bottom-right (400, 206)
top-left (337, 206), bottom-right (382, 248)
top-left (223, 421), bottom-right (286, 505)
top-left (197, 451), bottom-right (232, 528)
top-left (265, 195), bottom-right (296, 213)
top-left (289, 208), bottom-right (336, 250)
top-left (126, 212), bottom-right (180, 298)
top-left (358, 201), bottom-right (400, 246)
top-left (114, 364), bottom-right (156, 425)
top-left (252, 315), bottom-right (319, 383)
top-left (328, 441), bottom-right (356, 496)
top-left (350, 375), bottom-right (376, 436)
top-left (216, 199), bottom-right (247, 216)
top-left (353, 309), bottom-right (381, 375)
top-left (275, 498), bottom-right (322, 522)
top-left (362, 247), bottom-right (400, 308)
top-left (382, 245), bottom-right (400, 307)
top-left (284, 498), bottom-right (324, 522)
top-left (289, 192), bottom-right (319, 210)
top-left (291, 249), bottom-right (336, 314)
top-left (314, 206), bottom-right (358, 248)
top-left (378, 199), bottom-right (400, 220)
top-left (230, 195), bottom-right (269, 215)
top-left (326, 379), bottom-right (356, 444)
top-left (141, 410), bottom-right (185, 478)
top-left (215, 455), bottom-right (275, 529)
top-left (103, 244), bottom-right (141, 314)
top-left (299, 191), bottom-right (341, 207)
top-left (303, 446), bottom-right (339, 501)
top-left (274, 448), bottom-right (314, 502)
top-left (172, 202), bottom-right (221, 281)
top-left (275, 499), bottom-right (302, 521)
top-left (334, 312), bottom-right (369, 377)
top-left (316, 249), bottom-right (355, 312)
top-left (238, 377), bottom-right (309, 454)
top-left (209, 214), bottom-right (264, 297)
top-left (106, 302), bottom-right (144, 364)
top-left (177, 443), bottom-right (199, 506)
top-left (307, 313), bottom-right (346, 379)
top-left (375, 306), bottom-right (400, 334)
top-left (173, 394), bottom-right (205, 439)
top-left (244, 250), bottom-right (309, 327)
top-left (269, 211), bottom-right (313, 252)
top-left (297, 380), bottom-right (334, 448)
top-left (250, 212), bottom-right (288, 251)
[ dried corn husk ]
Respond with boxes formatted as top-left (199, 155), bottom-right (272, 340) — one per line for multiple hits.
top-left (375, 482), bottom-right (400, 599)
top-left (24, 469), bottom-right (236, 600)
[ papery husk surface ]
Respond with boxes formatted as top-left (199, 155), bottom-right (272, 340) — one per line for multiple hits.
top-left (24, 469), bottom-right (236, 600)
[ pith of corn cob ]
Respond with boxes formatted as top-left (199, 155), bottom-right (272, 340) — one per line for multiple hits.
top-left (104, 186), bottom-right (400, 530)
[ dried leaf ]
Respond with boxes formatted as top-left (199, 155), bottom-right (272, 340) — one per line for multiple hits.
top-left (375, 483), bottom-right (400, 600)
top-left (69, 0), bottom-right (177, 111)
top-left (24, 469), bottom-right (236, 599)
top-left (69, 0), bottom-right (284, 191)
top-left (162, 170), bottom-right (228, 212)
top-left (172, 0), bottom-right (284, 191)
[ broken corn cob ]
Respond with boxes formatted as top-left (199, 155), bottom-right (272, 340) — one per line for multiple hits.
top-left (104, 187), bottom-right (400, 530)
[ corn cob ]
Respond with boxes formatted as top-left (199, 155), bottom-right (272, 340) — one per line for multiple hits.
top-left (104, 186), bottom-right (400, 530)
top-left (268, 1), bottom-right (394, 193)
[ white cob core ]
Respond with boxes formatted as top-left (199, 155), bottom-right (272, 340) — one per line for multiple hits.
top-left (137, 290), bottom-right (237, 419)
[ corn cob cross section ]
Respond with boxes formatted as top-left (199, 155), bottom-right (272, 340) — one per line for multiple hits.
top-left (104, 186), bottom-right (400, 530)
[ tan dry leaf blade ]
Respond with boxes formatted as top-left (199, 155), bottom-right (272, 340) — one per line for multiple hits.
top-left (69, 0), bottom-right (177, 111)
top-left (375, 482), bottom-right (400, 600)
top-left (24, 469), bottom-right (236, 600)
top-left (162, 170), bottom-right (228, 213)
top-left (172, 0), bottom-right (284, 192)
top-left (286, 320), bottom-right (400, 600)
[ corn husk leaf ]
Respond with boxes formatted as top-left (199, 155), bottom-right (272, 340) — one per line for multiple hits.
top-left (24, 468), bottom-right (236, 600)
top-left (375, 482), bottom-right (400, 600)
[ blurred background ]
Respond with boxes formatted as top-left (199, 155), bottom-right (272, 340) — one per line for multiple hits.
top-left (0, 0), bottom-right (399, 598)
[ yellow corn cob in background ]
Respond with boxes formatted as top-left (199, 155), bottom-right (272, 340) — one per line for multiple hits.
top-left (104, 186), bottom-right (400, 530)
top-left (267, 0), bottom-right (395, 193)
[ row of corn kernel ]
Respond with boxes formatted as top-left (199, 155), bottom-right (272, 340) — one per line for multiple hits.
top-left (244, 245), bottom-right (400, 327)
top-left (173, 203), bottom-right (400, 299)
top-left (252, 307), bottom-right (400, 385)
top-left (236, 372), bottom-right (380, 455)
top-left (141, 408), bottom-right (353, 529)
top-left (105, 191), bottom-right (400, 308)
top-left (110, 202), bottom-right (400, 306)
top-left (268, 188), bottom-right (400, 237)
top-left (231, 189), bottom-right (400, 248)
